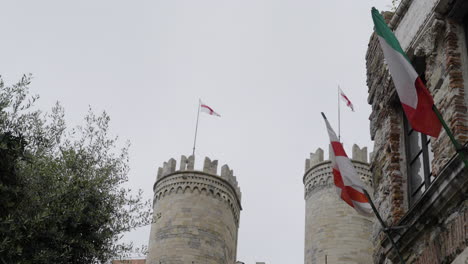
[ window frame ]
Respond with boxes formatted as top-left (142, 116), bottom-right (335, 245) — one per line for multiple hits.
top-left (404, 116), bottom-right (434, 205)
top-left (404, 54), bottom-right (434, 205)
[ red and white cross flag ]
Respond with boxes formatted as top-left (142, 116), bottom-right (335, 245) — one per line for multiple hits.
top-left (339, 87), bottom-right (355, 112)
top-left (322, 113), bottom-right (372, 216)
top-left (200, 101), bottom-right (221, 117)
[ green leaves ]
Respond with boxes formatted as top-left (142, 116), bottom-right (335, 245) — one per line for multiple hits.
top-left (0, 76), bottom-right (151, 263)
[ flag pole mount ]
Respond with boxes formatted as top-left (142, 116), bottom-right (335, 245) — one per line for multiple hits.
top-left (363, 189), bottom-right (407, 264)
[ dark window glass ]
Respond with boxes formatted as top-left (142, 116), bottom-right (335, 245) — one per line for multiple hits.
top-left (404, 115), bottom-right (434, 205)
top-left (465, 14), bottom-right (468, 54)
top-left (409, 154), bottom-right (424, 193)
top-left (427, 141), bottom-right (434, 167)
top-left (408, 130), bottom-right (423, 162)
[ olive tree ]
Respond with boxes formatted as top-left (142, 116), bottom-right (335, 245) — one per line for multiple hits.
top-left (0, 75), bottom-right (151, 264)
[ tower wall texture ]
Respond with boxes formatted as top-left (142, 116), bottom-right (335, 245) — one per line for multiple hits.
top-left (303, 145), bottom-right (374, 264)
top-left (147, 156), bottom-right (242, 264)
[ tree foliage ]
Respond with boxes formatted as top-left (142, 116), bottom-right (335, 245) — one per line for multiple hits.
top-left (0, 75), bottom-right (151, 264)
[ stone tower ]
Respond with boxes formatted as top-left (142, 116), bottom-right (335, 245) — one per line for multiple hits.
top-left (146, 155), bottom-right (242, 264)
top-left (303, 145), bottom-right (374, 264)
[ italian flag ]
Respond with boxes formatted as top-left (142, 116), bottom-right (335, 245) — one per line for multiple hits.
top-left (371, 8), bottom-right (441, 138)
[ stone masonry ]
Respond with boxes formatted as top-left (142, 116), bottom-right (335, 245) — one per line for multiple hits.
top-left (146, 155), bottom-right (242, 264)
top-left (366, 0), bottom-right (468, 263)
top-left (303, 145), bottom-right (374, 264)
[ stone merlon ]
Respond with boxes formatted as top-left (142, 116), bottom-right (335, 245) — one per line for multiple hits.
top-left (352, 144), bottom-right (368, 163)
top-left (305, 144), bottom-right (369, 172)
top-left (156, 155), bottom-right (242, 202)
top-left (305, 148), bottom-right (324, 171)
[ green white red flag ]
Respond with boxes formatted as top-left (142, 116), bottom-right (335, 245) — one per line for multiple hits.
top-left (322, 113), bottom-right (372, 216)
top-left (371, 8), bottom-right (441, 138)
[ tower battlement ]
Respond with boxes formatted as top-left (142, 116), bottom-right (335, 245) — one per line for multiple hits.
top-left (148, 156), bottom-right (243, 264)
top-left (156, 155), bottom-right (241, 202)
top-left (305, 144), bottom-right (368, 171)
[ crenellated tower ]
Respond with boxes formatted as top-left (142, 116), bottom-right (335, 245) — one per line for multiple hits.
top-left (303, 144), bottom-right (374, 264)
top-left (147, 155), bottom-right (242, 264)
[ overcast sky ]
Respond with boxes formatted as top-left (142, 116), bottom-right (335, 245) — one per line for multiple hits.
top-left (1, 0), bottom-right (392, 263)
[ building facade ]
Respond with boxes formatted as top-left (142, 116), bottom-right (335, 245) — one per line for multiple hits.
top-left (303, 144), bottom-right (374, 264)
top-left (112, 259), bottom-right (146, 264)
top-left (366, 0), bottom-right (468, 263)
top-left (146, 155), bottom-right (242, 264)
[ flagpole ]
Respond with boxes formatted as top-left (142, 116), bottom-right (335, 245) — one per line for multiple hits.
top-left (338, 85), bottom-right (341, 142)
top-left (192, 99), bottom-right (201, 157)
top-left (363, 189), bottom-right (406, 264)
top-left (432, 105), bottom-right (468, 167)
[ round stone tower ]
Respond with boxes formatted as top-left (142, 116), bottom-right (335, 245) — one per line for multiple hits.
top-left (303, 144), bottom-right (374, 264)
top-left (147, 155), bottom-right (242, 264)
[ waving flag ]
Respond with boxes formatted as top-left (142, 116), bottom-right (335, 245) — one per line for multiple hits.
top-left (192, 100), bottom-right (221, 156)
top-left (200, 101), bottom-right (221, 117)
top-left (322, 113), bottom-right (372, 216)
top-left (339, 87), bottom-right (355, 112)
top-left (371, 8), bottom-right (441, 138)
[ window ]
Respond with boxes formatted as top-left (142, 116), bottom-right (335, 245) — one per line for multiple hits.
top-left (404, 117), bottom-right (435, 204)
top-left (465, 14), bottom-right (468, 53)
top-left (405, 55), bottom-right (434, 205)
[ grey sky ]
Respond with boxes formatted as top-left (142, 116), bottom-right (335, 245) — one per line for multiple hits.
top-left (1, 0), bottom-right (391, 263)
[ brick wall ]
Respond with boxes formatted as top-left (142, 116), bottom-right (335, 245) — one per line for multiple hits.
top-left (365, 1), bottom-right (468, 263)
top-left (431, 19), bottom-right (468, 175)
top-left (366, 27), bottom-right (407, 228)
top-left (413, 209), bottom-right (468, 264)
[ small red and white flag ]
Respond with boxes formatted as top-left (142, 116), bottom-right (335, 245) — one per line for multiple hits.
top-left (200, 101), bottom-right (221, 117)
top-left (372, 8), bottom-right (441, 137)
top-left (339, 87), bottom-right (354, 112)
top-left (322, 113), bottom-right (372, 216)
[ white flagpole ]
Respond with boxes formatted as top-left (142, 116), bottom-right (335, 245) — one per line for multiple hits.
top-left (192, 99), bottom-right (201, 157)
top-left (338, 85), bottom-right (341, 142)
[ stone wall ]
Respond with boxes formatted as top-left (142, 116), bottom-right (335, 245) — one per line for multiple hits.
top-left (365, 0), bottom-right (468, 263)
top-left (303, 145), bottom-right (373, 264)
top-left (366, 10), bottom-right (407, 229)
top-left (411, 204), bottom-right (468, 264)
top-left (146, 156), bottom-right (242, 264)
top-left (112, 260), bottom-right (146, 264)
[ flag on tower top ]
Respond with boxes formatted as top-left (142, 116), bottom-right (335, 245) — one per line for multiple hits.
top-left (200, 101), bottom-right (221, 117)
top-left (321, 112), bottom-right (372, 216)
top-left (371, 7), bottom-right (441, 138)
top-left (339, 87), bottom-right (355, 112)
